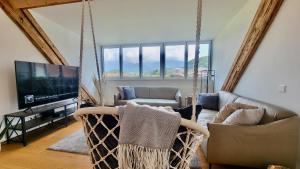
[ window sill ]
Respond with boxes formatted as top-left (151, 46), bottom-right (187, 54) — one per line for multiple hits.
top-left (105, 78), bottom-right (203, 82)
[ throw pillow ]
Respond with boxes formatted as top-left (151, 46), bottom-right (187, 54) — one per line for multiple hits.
top-left (222, 108), bottom-right (265, 125)
top-left (123, 87), bottom-right (136, 100)
top-left (213, 103), bottom-right (257, 123)
top-left (198, 93), bottom-right (219, 111)
top-left (117, 86), bottom-right (128, 100)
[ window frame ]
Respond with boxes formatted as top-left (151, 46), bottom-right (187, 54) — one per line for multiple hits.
top-left (186, 40), bottom-right (213, 79)
top-left (100, 40), bottom-right (212, 80)
top-left (163, 42), bottom-right (186, 79)
top-left (121, 44), bottom-right (141, 80)
top-left (100, 45), bottom-right (121, 80)
top-left (141, 43), bottom-right (163, 79)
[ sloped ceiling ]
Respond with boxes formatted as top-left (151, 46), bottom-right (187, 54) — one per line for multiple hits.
top-left (30, 0), bottom-right (249, 45)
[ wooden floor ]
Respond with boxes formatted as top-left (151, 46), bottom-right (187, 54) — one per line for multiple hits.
top-left (0, 122), bottom-right (92, 169)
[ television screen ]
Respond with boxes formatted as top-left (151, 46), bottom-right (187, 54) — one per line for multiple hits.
top-left (15, 61), bottom-right (79, 109)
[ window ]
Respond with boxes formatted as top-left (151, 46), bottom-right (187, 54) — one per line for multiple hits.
top-left (103, 48), bottom-right (120, 78)
top-left (187, 43), bottom-right (210, 77)
top-left (101, 41), bottom-right (212, 80)
top-left (122, 47), bottom-right (140, 78)
top-left (165, 45), bottom-right (185, 78)
top-left (142, 46), bottom-right (161, 78)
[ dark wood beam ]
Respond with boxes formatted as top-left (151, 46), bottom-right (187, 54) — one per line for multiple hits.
top-left (8, 0), bottom-right (83, 9)
top-left (0, 0), bottom-right (96, 104)
top-left (221, 0), bottom-right (284, 92)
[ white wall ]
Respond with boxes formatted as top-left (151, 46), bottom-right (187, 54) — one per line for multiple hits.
top-left (0, 9), bottom-right (48, 136)
top-left (31, 0), bottom-right (248, 45)
top-left (233, 0), bottom-right (300, 167)
top-left (30, 11), bottom-right (99, 101)
top-left (213, 0), bottom-right (260, 90)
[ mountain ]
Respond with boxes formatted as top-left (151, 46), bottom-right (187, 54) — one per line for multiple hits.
top-left (105, 56), bottom-right (208, 73)
top-left (188, 56), bottom-right (208, 69)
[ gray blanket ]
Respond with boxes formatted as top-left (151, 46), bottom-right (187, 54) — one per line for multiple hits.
top-left (117, 102), bottom-right (181, 169)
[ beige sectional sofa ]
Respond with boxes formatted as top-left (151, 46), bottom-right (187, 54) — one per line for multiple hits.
top-left (196, 91), bottom-right (299, 169)
top-left (114, 87), bottom-right (182, 108)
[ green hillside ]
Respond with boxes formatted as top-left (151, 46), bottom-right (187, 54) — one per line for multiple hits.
top-left (188, 56), bottom-right (208, 69)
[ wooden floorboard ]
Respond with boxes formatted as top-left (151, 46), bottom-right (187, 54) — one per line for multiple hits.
top-left (0, 122), bottom-right (91, 169)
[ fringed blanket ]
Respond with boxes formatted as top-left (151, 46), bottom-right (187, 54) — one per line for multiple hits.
top-left (117, 102), bottom-right (181, 169)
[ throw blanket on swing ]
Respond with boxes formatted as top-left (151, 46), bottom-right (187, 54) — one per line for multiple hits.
top-left (117, 102), bottom-right (181, 169)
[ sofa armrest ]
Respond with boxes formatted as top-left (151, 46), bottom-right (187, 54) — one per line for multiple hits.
top-left (114, 93), bottom-right (121, 106)
top-left (206, 117), bottom-right (300, 168)
top-left (175, 90), bottom-right (182, 107)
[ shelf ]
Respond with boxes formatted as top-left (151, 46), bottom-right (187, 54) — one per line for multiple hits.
top-left (5, 99), bottom-right (78, 146)
top-left (9, 108), bottom-right (76, 131)
top-left (7, 99), bottom-right (77, 118)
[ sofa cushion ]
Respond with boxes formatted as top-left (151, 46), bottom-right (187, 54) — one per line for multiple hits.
top-left (197, 109), bottom-right (218, 128)
top-left (149, 87), bottom-right (178, 99)
top-left (213, 103), bottom-right (257, 123)
top-left (234, 97), bottom-right (296, 124)
top-left (222, 108), bottom-right (265, 125)
top-left (123, 87), bottom-right (136, 100)
top-left (131, 98), bottom-right (179, 108)
top-left (134, 87), bottom-right (150, 98)
top-left (198, 93), bottom-right (219, 110)
top-left (218, 91), bottom-right (239, 110)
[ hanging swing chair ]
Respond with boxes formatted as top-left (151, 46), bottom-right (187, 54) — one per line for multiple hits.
top-left (74, 0), bottom-right (209, 168)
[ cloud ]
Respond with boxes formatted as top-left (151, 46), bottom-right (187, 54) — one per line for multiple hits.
top-left (123, 47), bottom-right (139, 63)
top-left (103, 48), bottom-right (119, 61)
top-left (143, 47), bottom-right (160, 62)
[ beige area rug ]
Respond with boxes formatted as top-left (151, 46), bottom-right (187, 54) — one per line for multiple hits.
top-left (48, 129), bottom-right (88, 155)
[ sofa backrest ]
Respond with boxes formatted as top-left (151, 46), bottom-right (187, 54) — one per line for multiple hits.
top-left (149, 87), bottom-right (178, 99)
top-left (133, 87), bottom-right (178, 99)
top-left (218, 91), bottom-right (296, 124)
top-left (218, 91), bottom-right (239, 109)
top-left (234, 97), bottom-right (296, 124)
top-left (134, 87), bottom-right (150, 98)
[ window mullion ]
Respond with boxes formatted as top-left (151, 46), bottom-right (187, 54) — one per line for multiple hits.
top-left (139, 45), bottom-right (142, 79)
top-left (120, 46), bottom-right (123, 79)
top-left (184, 42), bottom-right (188, 79)
top-left (208, 41), bottom-right (213, 71)
top-left (161, 43), bottom-right (165, 79)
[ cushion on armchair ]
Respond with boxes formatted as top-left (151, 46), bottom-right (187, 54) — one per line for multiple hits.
top-left (174, 105), bottom-right (202, 120)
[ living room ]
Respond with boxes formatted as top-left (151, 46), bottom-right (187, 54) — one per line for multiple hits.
top-left (0, 0), bottom-right (299, 169)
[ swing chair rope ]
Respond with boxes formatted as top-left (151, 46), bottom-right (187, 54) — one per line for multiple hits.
top-left (87, 0), bottom-right (102, 86)
top-left (78, 0), bottom-right (102, 107)
top-left (78, 0), bottom-right (85, 108)
top-left (192, 0), bottom-right (203, 121)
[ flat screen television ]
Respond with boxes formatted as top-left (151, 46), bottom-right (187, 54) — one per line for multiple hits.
top-left (15, 61), bottom-right (79, 109)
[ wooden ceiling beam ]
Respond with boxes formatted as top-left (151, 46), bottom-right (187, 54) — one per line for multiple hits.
top-left (221, 0), bottom-right (284, 92)
top-left (8, 0), bottom-right (84, 9)
top-left (0, 0), bottom-right (96, 104)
